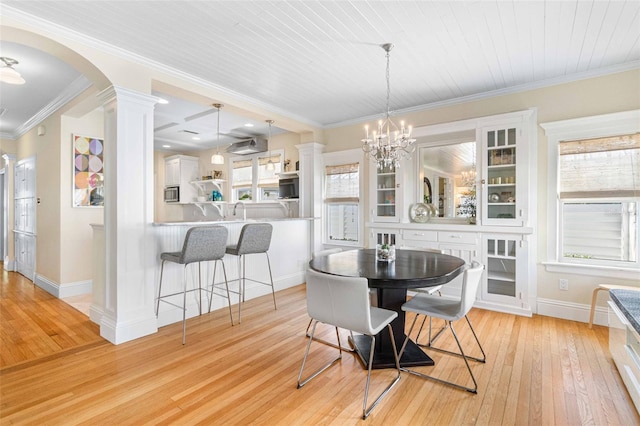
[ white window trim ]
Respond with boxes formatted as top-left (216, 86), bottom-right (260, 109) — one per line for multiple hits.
top-left (540, 109), bottom-right (640, 280)
top-left (228, 149), bottom-right (284, 202)
top-left (322, 149), bottom-right (364, 248)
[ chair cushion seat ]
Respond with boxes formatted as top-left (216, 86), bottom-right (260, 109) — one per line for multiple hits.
top-left (368, 307), bottom-right (398, 336)
top-left (402, 294), bottom-right (463, 322)
top-left (413, 285), bottom-right (442, 295)
top-left (225, 245), bottom-right (239, 256)
top-left (160, 251), bottom-right (183, 264)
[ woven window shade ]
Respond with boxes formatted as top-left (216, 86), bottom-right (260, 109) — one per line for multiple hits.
top-left (325, 163), bottom-right (359, 202)
top-left (559, 133), bottom-right (640, 199)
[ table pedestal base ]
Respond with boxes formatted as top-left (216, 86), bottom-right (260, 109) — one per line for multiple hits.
top-left (350, 335), bottom-right (434, 370)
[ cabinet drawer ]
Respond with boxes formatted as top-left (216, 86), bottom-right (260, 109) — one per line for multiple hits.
top-left (402, 230), bottom-right (438, 242)
top-left (438, 232), bottom-right (478, 244)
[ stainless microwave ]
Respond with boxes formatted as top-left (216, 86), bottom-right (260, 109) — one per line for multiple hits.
top-left (164, 186), bottom-right (180, 203)
top-left (278, 177), bottom-right (299, 199)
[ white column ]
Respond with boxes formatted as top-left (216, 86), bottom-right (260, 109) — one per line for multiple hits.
top-left (296, 142), bottom-right (324, 254)
top-left (97, 86), bottom-right (158, 344)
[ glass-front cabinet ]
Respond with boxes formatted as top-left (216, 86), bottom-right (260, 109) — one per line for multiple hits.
top-left (482, 234), bottom-right (529, 311)
top-left (481, 122), bottom-right (526, 226)
top-left (371, 164), bottom-right (401, 222)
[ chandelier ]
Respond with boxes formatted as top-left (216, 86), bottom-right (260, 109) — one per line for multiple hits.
top-left (461, 168), bottom-right (477, 187)
top-left (362, 43), bottom-right (415, 170)
top-left (460, 142), bottom-right (477, 187)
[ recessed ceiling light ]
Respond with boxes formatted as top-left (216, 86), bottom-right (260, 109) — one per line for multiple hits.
top-left (192, 137), bottom-right (200, 140)
top-left (244, 123), bottom-right (254, 127)
top-left (157, 98), bottom-right (169, 104)
top-left (162, 144), bottom-right (171, 148)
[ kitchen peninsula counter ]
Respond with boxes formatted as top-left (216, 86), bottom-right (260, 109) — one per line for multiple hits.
top-left (152, 217), bottom-right (313, 327)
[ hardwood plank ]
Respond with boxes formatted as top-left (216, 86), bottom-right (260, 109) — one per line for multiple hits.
top-left (1, 266), bottom-right (639, 425)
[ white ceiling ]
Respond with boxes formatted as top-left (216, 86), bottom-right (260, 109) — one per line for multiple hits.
top-left (1, 1), bottom-right (639, 152)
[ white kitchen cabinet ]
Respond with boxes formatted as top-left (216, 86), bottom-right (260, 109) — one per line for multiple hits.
top-left (164, 155), bottom-right (199, 203)
top-left (609, 299), bottom-right (640, 414)
top-left (370, 164), bottom-right (401, 223)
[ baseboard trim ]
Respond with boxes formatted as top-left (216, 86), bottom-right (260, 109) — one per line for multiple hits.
top-left (34, 274), bottom-right (92, 298)
top-left (537, 297), bottom-right (607, 326)
top-left (3, 258), bottom-right (15, 271)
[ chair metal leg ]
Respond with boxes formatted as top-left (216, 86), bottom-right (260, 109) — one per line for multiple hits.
top-left (265, 252), bottom-right (277, 309)
top-left (362, 325), bottom-right (401, 420)
top-left (208, 260), bottom-right (218, 314)
top-left (297, 320), bottom-right (342, 388)
top-left (237, 256), bottom-right (243, 323)
top-left (400, 314), bottom-right (484, 393)
top-left (221, 261), bottom-right (234, 325)
top-left (304, 318), bottom-right (355, 352)
top-left (156, 260), bottom-right (166, 316)
top-left (207, 260), bottom-right (234, 326)
top-left (182, 265), bottom-right (188, 345)
top-left (197, 262), bottom-right (203, 316)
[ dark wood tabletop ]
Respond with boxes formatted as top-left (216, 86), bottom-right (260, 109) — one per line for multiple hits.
top-left (309, 248), bottom-right (466, 369)
top-left (309, 248), bottom-right (466, 289)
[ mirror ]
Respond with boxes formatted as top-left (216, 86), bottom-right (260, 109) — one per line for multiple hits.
top-left (417, 132), bottom-right (477, 222)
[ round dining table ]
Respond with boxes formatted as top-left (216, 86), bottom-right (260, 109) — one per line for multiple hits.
top-left (309, 248), bottom-right (466, 369)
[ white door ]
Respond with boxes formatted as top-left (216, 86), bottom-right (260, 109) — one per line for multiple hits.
top-left (14, 156), bottom-right (36, 281)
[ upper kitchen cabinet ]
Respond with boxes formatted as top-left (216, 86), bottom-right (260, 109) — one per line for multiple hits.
top-left (370, 163), bottom-right (402, 222)
top-left (164, 155), bottom-right (198, 187)
top-left (478, 110), bottom-right (536, 227)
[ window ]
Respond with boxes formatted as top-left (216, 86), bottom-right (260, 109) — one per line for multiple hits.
top-left (258, 153), bottom-right (281, 200)
top-left (559, 135), bottom-right (639, 265)
top-left (323, 150), bottom-right (363, 246)
top-left (542, 110), bottom-right (640, 278)
top-left (230, 150), bottom-right (283, 201)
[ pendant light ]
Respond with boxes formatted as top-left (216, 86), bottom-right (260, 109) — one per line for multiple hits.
top-left (0, 57), bottom-right (26, 85)
top-left (266, 119), bottom-right (275, 171)
top-left (210, 103), bottom-right (224, 165)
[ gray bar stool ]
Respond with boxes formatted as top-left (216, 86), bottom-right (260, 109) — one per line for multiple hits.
top-left (156, 226), bottom-right (233, 344)
top-left (225, 223), bottom-right (276, 323)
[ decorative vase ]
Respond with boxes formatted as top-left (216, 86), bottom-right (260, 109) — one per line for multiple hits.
top-left (376, 244), bottom-right (396, 262)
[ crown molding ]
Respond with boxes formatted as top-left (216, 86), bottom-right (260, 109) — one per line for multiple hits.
top-left (9, 75), bottom-right (93, 140)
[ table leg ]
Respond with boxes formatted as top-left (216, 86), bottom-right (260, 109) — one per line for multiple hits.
top-left (350, 287), bottom-right (434, 369)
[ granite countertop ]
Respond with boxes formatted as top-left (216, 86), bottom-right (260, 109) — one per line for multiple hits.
top-left (153, 217), bottom-right (318, 226)
top-left (610, 289), bottom-right (640, 334)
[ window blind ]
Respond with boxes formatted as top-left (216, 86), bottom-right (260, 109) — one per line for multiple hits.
top-left (325, 163), bottom-right (359, 202)
top-left (559, 133), bottom-right (640, 198)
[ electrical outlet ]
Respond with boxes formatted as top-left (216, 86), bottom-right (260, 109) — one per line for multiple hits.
top-left (559, 279), bottom-right (569, 291)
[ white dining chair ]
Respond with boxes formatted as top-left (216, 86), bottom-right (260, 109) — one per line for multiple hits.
top-left (297, 269), bottom-right (401, 420)
top-left (304, 248), bottom-right (356, 352)
top-left (399, 246), bottom-right (446, 344)
top-left (399, 261), bottom-right (486, 393)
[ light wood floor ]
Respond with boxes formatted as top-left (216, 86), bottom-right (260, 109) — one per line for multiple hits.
top-left (1, 266), bottom-right (638, 425)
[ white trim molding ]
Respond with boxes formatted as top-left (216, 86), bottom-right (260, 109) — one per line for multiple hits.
top-left (537, 297), bottom-right (609, 327)
top-left (34, 274), bottom-right (92, 298)
top-left (540, 110), bottom-right (640, 271)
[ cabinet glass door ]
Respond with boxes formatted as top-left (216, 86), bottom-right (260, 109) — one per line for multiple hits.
top-left (485, 237), bottom-right (517, 299)
top-left (373, 165), bottom-right (399, 222)
top-left (482, 125), bottom-right (523, 225)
